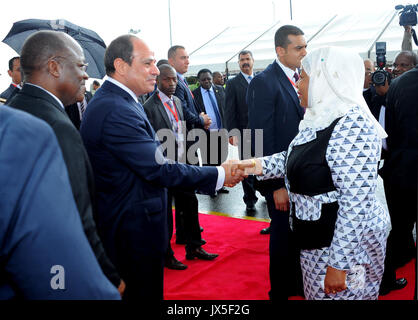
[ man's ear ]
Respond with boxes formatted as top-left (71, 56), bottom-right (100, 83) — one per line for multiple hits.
top-left (113, 58), bottom-right (127, 76)
top-left (276, 46), bottom-right (286, 58)
top-left (47, 59), bottom-right (61, 78)
top-left (7, 70), bottom-right (12, 78)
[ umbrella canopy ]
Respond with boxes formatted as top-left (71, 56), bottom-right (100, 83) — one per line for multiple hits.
top-left (2, 19), bottom-right (107, 79)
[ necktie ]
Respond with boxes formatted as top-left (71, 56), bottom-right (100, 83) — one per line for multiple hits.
top-left (79, 97), bottom-right (86, 119)
top-left (206, 89), bottom-right (222, 129)
top-left (293, 72), bottom-right (299, 82)
top-left (248, 75), bottom-right (253, 82)
top-left (167, 99), bottom-right (179, 134)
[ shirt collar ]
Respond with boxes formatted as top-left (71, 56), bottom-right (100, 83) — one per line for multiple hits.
top-left (106, 76), bottom-right (139, 104)
top-left (157, 89), bottom-right (172, 104)
top-left (25, 83), bottom-right (65, 110)
top-left (200, 85), bottom-right (214, 94)
top-left (240, 71), bottom-right (254, 81)
top-left (276, 57), bottom-right (298, 81)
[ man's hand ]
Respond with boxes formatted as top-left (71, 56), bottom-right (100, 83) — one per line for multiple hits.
top-left (324, 266), bottom-right (347, 295)
top-left (221, 159), bottom-right (247, 187)
top-left (374, 79), bottom-right (389, 96)
top-left (236, 158), bottom-right (263, 175)
top-left (118, 279), bottom-right (126, 297)
top-left (273, 188), bottom-right (289, 211)
top-left (201, 112), bottom-right (212, 130)
top-left (404, 25), bottom-right (412, 34)
top-left (229, 136), bottom-right (238, 146)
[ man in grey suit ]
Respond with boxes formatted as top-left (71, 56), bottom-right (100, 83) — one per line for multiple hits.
top-left (144, 64), bottom-right (219, 270)
top-left (224, 50), bottom-right (259, 213)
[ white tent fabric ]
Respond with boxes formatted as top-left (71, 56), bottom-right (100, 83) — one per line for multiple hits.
top-left (186, 9), bottom-right (407, 76)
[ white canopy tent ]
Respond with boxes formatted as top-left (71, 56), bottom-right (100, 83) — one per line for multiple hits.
top-left (186, 8), bottom-right (407, 77)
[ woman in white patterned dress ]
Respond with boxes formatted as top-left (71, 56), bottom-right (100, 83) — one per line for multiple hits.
top-left (238, 47), bottom-right (391, 300)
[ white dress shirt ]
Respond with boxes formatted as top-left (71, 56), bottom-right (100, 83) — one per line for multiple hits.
top-left (276, 58), bottom-right (299, 93)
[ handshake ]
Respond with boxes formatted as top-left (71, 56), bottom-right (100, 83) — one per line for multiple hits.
top-left (220, 158), bottom-right (263, 187)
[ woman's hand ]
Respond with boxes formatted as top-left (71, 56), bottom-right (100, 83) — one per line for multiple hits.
top-left (324, 266), bottom-right (347, 295)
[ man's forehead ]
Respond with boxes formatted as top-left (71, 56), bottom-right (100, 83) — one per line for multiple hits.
top-left (288, 34), bottom-right (307, 46)
top-left (239, 54), bottom-right (252, 60)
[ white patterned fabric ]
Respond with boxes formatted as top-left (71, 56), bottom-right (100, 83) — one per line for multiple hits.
top-left (258, 107), bottom-right (391, 300)
top-left (299, 46), bottom-right (387, 139)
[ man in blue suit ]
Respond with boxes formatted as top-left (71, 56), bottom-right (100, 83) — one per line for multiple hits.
top-left (80, 35), bottom-right (244, 301)
top-left (247, 25), bottom-right (307, 300)
top-left (0, 106), bottom-right (120, 300)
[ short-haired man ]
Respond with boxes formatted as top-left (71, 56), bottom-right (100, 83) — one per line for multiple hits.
top-left (80, 35), bottom-right (244, 301)
top-left (1, 57), bottom-right (21, 101)
top-left (392, 50), bottom-right (418, 78)
top-left (193, 68), bottom-right (228, 168)
top-left (7, 30), bottom-right (124, 295)
top-left (92, 80), bottom-right (101, 94)
top-left (168, 45), bottom-right (211, 131)
top-left (144, 64), bottom-right (219, 271)
top-left (247, 25), bottom-right (306, 300)
top-left (379, 65), bottom-right (418, 296)
top-left (212, 71), bottom-right (224, 86)
top-left (224, 50), bottom-right (259, 213)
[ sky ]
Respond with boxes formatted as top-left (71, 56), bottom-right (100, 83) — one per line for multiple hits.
top-left (0, 0), bottom-right (406, 89)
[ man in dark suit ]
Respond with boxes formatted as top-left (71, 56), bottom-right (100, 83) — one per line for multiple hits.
top-left (379, 66), bottom-right (418, 295)
top-left (144, 64), bottom-right (219, 271)
top-left (192, 69), bottom-right (229, 186)
top-left (247, 25), bottom-right (306, 300)
top-left (224, 50), bottom-right (258, 213)
top-left (80, 35), bottom-right (244, 301)
top-left (65, 90), bottom-right (93, 130)
top-left (212, 71), bottom-right (225, 87)
top-left (168, 45), bottom-right (212, 241)
top-left (7, 30), bottom-right (124, 296)
top-left (0, 57), bottom-right (21, 101)
top-left (0, 106), bottom-right (120, 300)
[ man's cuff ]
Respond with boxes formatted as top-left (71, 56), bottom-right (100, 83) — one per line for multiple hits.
top-left (215, 166), bottom-right (225, 190)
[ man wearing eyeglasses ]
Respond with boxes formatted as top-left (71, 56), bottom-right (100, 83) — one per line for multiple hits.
top-left (7, 30), bottom-right (125, 297)
top-left (392, 50), bottom-right (418, 78)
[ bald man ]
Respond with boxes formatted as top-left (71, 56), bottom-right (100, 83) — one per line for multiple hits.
top-left (7, 30), bottom-right (124, 295)
top-left (392, 51), bottom-right (418, 78)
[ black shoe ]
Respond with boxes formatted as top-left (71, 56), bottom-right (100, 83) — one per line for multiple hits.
top-left (165, 256), bottom-right (188, 270)
top-left (186, 247), bottom-right (219, 260)
top-left (210, 192), bottom-right (217, 198)
top-left (177, 238), bottom-right (206, 245)
top-left (246, 203), bottom-right (256, 213)
top-left (379, 278), bottom-right (408, 295)
top-left (260, 226), bottom-right (271, 234)
top-left (218, 187), bottom-right (229, 194)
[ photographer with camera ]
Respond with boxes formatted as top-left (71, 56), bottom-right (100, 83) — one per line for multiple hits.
top-left (379, 62), bottom-right (418, 297)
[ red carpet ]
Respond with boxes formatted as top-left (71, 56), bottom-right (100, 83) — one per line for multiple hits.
top-left (164, 213), bottom-right (416, 300)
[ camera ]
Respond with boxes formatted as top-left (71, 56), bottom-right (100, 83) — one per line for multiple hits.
top-left (371, 42), bottom-right (391, 86)
top-left (395, 4), bottom-right (418, 26)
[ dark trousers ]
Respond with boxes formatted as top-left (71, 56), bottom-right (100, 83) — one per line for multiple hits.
top-left (265, 192), bottom-right (303, 300)
top-left (380, 181), bottom-right (417, 288)
top-left (169, 189), bottom-right (203, 256)
top-left (242, 175), bottom-right (258, 206)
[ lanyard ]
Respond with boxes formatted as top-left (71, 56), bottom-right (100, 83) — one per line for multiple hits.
top-left (158, 94), bottom-right (178, 123)
top-left (287, 76), bottom-right (297, 88)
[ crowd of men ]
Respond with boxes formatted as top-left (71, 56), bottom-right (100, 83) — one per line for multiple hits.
top-left (0, 22), bottom-right (416, 300)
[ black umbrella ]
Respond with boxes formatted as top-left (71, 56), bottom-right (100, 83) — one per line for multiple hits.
top-left (2, 18), bottom-right (107, 79)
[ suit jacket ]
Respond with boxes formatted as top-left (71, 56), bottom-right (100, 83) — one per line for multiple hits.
top-left (247, 61), bottom-right (304, 194)
top-left (380, 66), bottom-right (418, 190)
top-left (80, 80), bottom-right (218, 296)
top-left (7, 84), bottom-right (121, 287)
top-left (65, 90), bottom-right (93, 130)
top-left (192, 84), bottom-right (226, 126)
top-left (0, 84), bottom-right (17, 101)
top-left (143, 92), bottom-right (184, 161)
top-left (0, 106), bottom-right (120, 300)
top-left (174, 74), bottom-right (204, 130)
top-left (224, 73), bottom-right (250, 131)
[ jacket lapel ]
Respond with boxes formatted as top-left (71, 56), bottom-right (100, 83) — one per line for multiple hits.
top-left (20, 84), bottom-right (68, 116)
top-left (273, 62), bottom-right (304, 119)
top-left (154, 94), bottom-right (173, 129)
